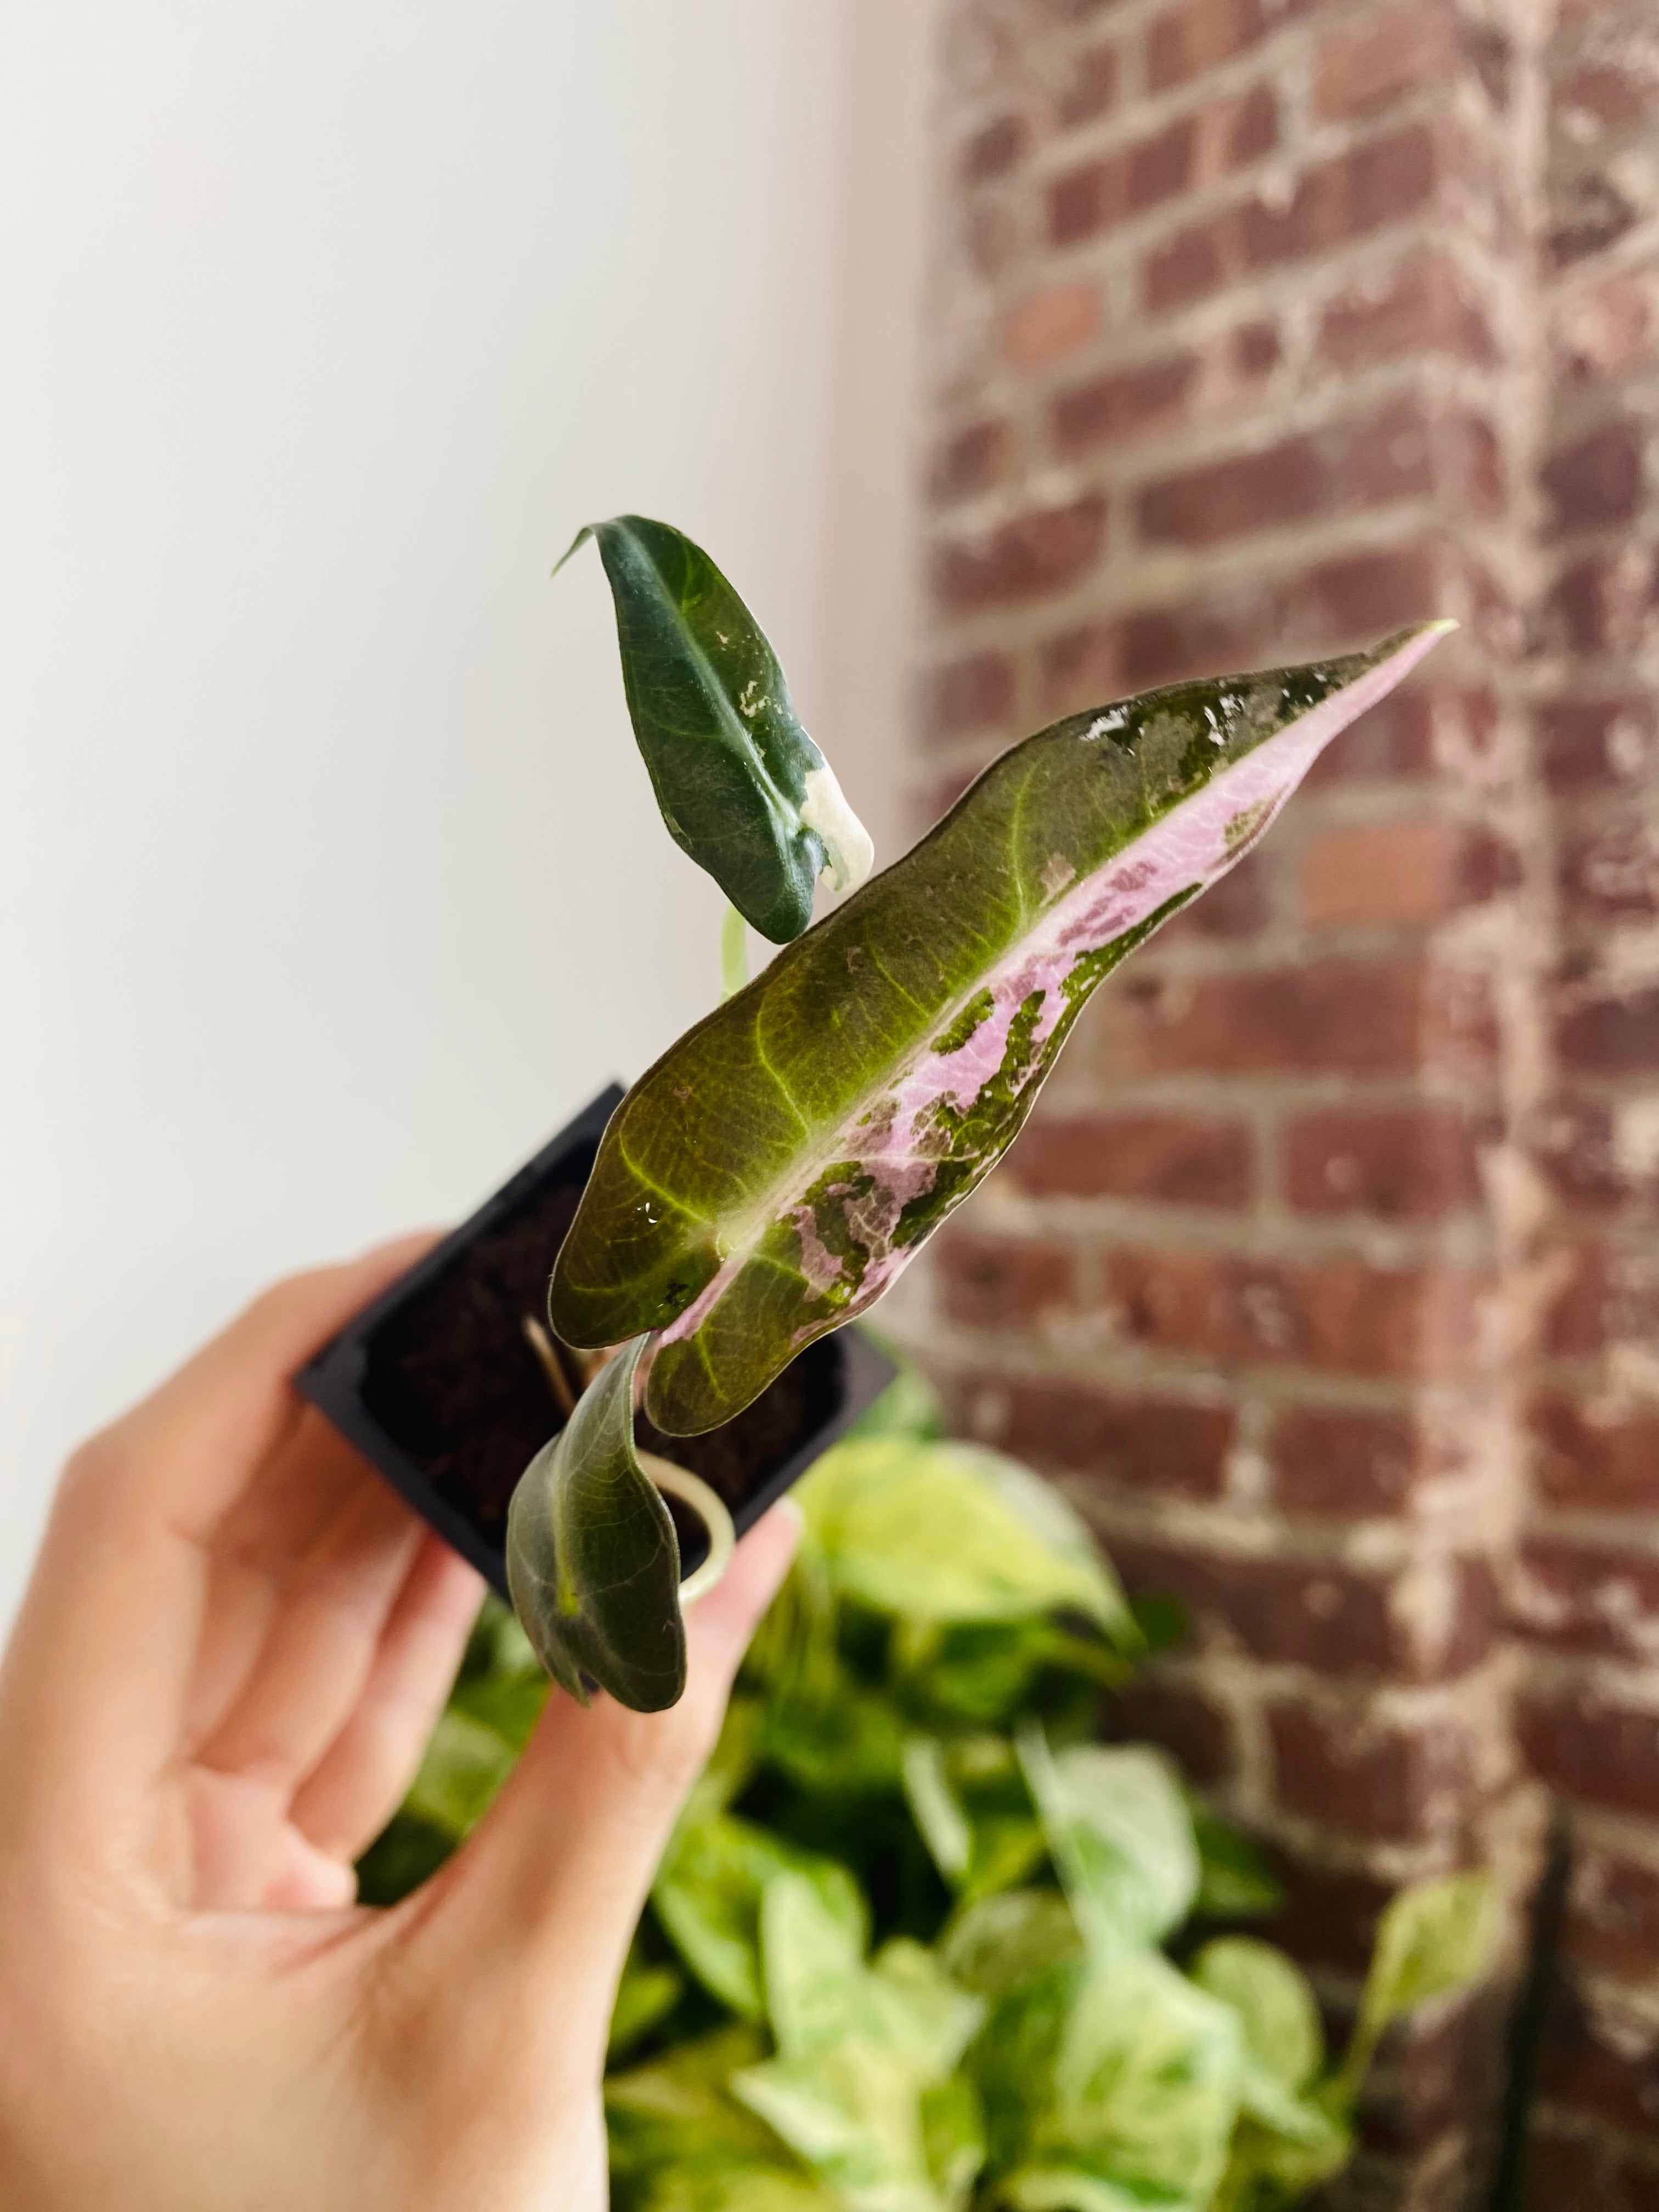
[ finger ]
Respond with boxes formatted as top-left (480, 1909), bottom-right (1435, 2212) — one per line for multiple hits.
top-left (0, 1236), bottom-right (437, 1807)
top-left (403, 1504), bottom-right (800, 2069)
top-left (289, 1533), bottom-right (483, 1863)
top-left (182, 1412), bottom-right (384, 1753)
top-left (193, 1470), bottom-right (427, 1792)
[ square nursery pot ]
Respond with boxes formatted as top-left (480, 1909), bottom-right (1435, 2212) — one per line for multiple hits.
top-left (298, 1083), bottom-right (896, 1596)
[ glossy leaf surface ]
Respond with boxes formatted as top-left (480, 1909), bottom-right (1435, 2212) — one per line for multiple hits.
top-left (561, 515), bottom-right (872, 942)
top-left (504, 1337), bottom-right (686, 1711)
top-left (551, 624), bottom-right (1453, 1434)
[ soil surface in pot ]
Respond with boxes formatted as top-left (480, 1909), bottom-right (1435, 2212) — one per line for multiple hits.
top-left (359, 1159), bottom-right (840, 1565)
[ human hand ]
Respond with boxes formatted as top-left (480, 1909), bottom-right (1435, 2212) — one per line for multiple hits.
top-left (0, 1242), bottom-right (798, 2212)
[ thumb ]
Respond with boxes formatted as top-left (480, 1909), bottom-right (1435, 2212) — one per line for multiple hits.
top-left (407, 1502), bottom-right (799, 2061)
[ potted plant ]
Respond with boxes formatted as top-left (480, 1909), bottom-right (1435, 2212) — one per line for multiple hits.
top-left (362, 1386), bottom-right (1497, 2212)
top-left (302, 512), bottom-right (1453, 1712)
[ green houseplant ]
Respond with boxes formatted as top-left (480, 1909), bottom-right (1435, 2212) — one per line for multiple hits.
top-left (501, 515), bottom-right (1455, 1709)
top-left (364, 1376), bottom-right (1496, 2212)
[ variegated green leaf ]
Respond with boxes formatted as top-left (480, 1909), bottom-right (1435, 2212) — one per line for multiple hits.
top-left (550, 624), bottom-right (1454, 1435)
top-left (504, 1336), bottom-right (685, 1711)
top-left (561, 515), bottom-right (872, 943)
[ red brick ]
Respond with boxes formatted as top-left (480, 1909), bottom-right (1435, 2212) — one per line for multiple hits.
top-left (1270, 1853), bottom-right (1394, 1977)
top-left (1445, 410), bottom-right (1507, 515)
top-left (1238, 126), bottom-right (1441, 275)
top-left (929, 419), bottom-right (1009, 505)
top-left (1144, 222), bottom-right (1224, 312)
top-left (1103, 1247), bottom-right (1490, 1379)
top-left (1300, 819), bottom-right (1514, 928)
top-left (1558, 61), bottom-right (1659, 140)
top-left (1267, 1700), bottom-right (1465, 1841)
top-left (1048, 118), bottom-right (1194, 246)
top-left (1318, 252), bottom-right (1498, 369)
top-left (1567, 1846), bottom-right (1659, 1980)
top-left (1304, 687), bottom-right (1436, 785)
top-left (1530, 1393), bottom-right (1659, 1513)
top-left (1365, 1991), bottom-right (1506, 2160)
top-left (1534, 1097), bottom-right (1659, 1211)
top-left (1542, 420), bottom-right (1647, 533)
top-left (1053, 42), bottom-right (1119, 128)
top-left (1051, 353), bottom-right (1199, 456)
top-left (924, 651), bottom-right (1016, 742)
top-left (1138, 432), bottom-right (1329, 547)
top-left (1315, 3), bottom-right (1453, 121)
top-left (1108, 1537), bottom-right (1398, 1672)
top-left (1092, 956), bottom-right (1485, 1078)
top-left (1555, 988), bottom-right (1659, 1072)
top-left (1515, 1537), bottom-right (1659, 1661)
top-left (1525, 2125), bottom-right (1659, 2212)
top-left (1544, 545), bottom-right (1659, 657)
top-left (1535, 1988), bottom-right (1659, 2157)
top-left (1105, 1677), bottom-right (1234, 1786)
top-left (1231, 318), bottom-right (1279, 377)
top-left (1538, 698), bottom-right (1657, 794)
top-left (1212, 83), bottom-right (1278, 173)
top-left (1539, 1245), bottom-right (1611, 1361)
top-left (962, 112), bottom-right (1027, 184)
top-left (1146, 0), bottom-right (1267, 92)
top-left (1557, 269), bottom-right (1658, 383)
top-left (938, 1235), bottom-right (1076, 1328)
top-left (1519, 1684), bottom-right (1659, 1819)
top-left (1004, 283), bottom-right (1101, 371)
top-left (1549, 166), bottom-right (1641, 267)
top-left (1561, 822), bottom-right (1659, 922)
top-left (1002, 1379), bottom-right (1234, 1497)
top-left (1296, 539), bottom-right (1446, 640)
top-left (1007, 1110), bottom-right (1253, 1205)
top-left (1282, 1108), bottom-right (1485, 1220)
top-left (932, 496), bottom-right (1107, 610)
top-left (1271, 1404), bottom-right (1429, 1516)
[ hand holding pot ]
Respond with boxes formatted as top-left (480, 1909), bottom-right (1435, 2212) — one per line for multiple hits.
top-left (0, 1241), bottom-right (797, 2212)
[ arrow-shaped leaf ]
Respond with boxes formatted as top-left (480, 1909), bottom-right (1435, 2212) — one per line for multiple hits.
top-left (561, 514), bottom-right (873, 943)
top-left (551, 623), bottom-right (1452, 1435)
top-left (504, 1336), bottom-right (686, 1711)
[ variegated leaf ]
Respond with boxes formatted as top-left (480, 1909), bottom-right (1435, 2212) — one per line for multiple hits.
top-left (551, 624), bottom-right (1453, 1435)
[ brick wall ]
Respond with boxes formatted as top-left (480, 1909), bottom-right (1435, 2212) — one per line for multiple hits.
top-left (1517, 0), bottom-right (1659, 2199)
top-left (910, 0), bottom-right (1658, 2203)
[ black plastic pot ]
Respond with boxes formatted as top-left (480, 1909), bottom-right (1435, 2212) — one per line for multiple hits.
top-left (298, 1084), bottom-right (895, 1598)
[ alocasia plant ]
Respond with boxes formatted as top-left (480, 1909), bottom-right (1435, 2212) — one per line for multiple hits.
top-left (515, 512), bottom-right (1455, 1707)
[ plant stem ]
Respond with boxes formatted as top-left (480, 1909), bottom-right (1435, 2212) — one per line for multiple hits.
top-left (720, 902), bottom-right (748, 1000)
top-left (521, 1314), bottom-right (577, 1419)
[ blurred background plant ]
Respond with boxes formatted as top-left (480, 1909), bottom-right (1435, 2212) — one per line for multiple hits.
top-left (362, 1358), bottom-right (1494, 2212)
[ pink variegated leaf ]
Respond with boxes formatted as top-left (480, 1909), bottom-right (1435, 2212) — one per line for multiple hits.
top-left (551, 624), bottom-right (1454, 1435)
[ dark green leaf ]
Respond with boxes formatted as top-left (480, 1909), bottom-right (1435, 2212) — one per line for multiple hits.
top-left (505, 1336), bottom-right (686, 1711)
top-left (1191, 1807), bottom-right (1285, 1921)
top-left (560, 515), bottom-right (871, 943)
top-left (550, 626), bottom-right (1453, 1432)
top-left (610, 1949), bottom-right (687, 2063)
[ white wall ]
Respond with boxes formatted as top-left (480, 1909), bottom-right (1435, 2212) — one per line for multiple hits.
top-left (0, 2), bottom-right (936, 1628)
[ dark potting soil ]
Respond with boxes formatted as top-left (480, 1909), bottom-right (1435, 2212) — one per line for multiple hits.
top-left (358, 1156), bottom-right (837, 1564)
